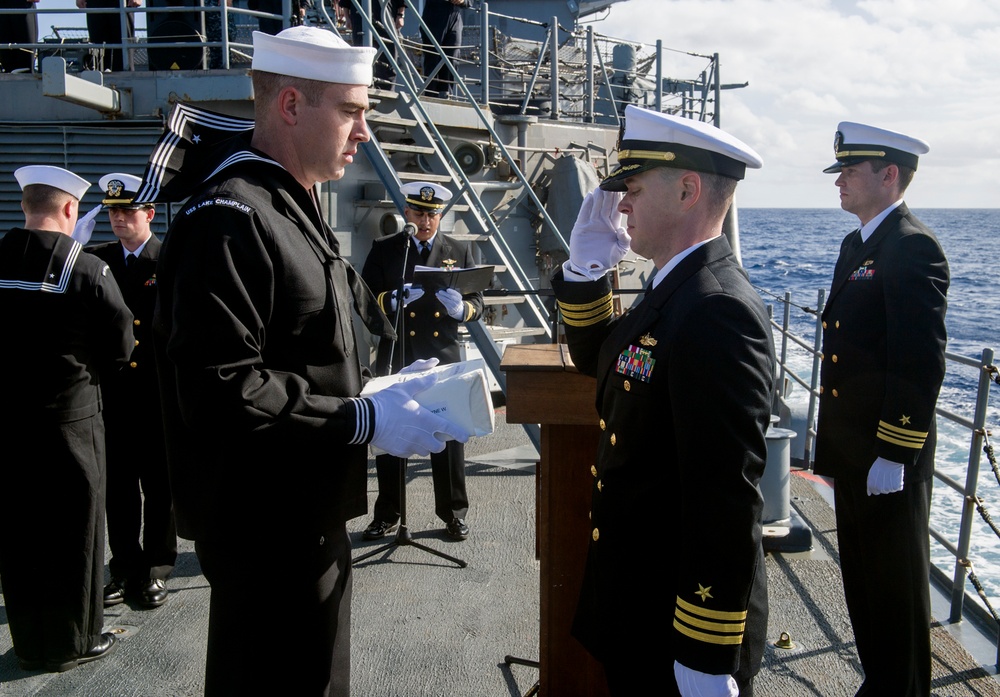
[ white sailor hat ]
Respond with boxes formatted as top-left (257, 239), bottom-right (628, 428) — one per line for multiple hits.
top-left (99, 172), bottom-right (150, 208)
top-left (401, 181), bottom-right (453, 212)
top-left (824, 121), bottom-right (929, 173)
top-left (600, 105), bottom-right (763, 191)
top-left (252, 26), bottom-right (376, 86)
top-left (14, 165), bottom-right (91, 200)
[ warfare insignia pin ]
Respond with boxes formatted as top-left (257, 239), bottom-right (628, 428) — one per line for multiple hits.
top-left (420, 185), bottom-right (435, 202)
top-left (442, 258), bottom-right (457, 269)
top-left (639, 333), bottom-right (657, 347)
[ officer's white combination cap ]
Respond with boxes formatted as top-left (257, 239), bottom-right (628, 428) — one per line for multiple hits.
top-left (824, 121), bottom-right (929, 173)
top-left (401, 181), bottom-right (453, 210)
top-left (601, 105), bottom-right (762, 191)
top-left (14, 165), bottom-right (91, 200)
top-left (252, 26), bottom-right (376, 86)
top-left (99, 172), bottom-right (146, 207)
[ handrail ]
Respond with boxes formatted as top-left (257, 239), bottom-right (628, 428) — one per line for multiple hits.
top-left (768, 289), bottom-right (1000, 663)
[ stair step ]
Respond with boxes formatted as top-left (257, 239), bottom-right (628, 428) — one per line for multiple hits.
top-left (483, 294), bottom-right (526, 305)
top-left (398, 171), bottom-right (454, 183)
top-left (367, 113), bottom-right (419, 128)
top-left (380, 142), bottom-right (437, 155)
top-left (485, 326), bottom-right (550, 340)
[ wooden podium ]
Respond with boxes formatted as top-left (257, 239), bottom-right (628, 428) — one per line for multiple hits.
top-left (500, 344), bottom-right (610, 697)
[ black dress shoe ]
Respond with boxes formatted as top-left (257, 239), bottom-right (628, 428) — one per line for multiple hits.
top-left (103, 579), bottom-right (127, 607)
top-left (362, 520), bottom-right (398, 540)
top-left (446, 518), bottom-right (469, 541)
top-left (137, 578), bottom-right (168, 608)
top-left (45, 632), bottom-right (117, 672)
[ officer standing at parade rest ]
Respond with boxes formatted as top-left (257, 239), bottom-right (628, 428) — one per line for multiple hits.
top-left (360, 181), bottom-right (483, 542)
top-left (87, 173), bottom-right (177, 611)
top-left (550, 104), bottom-right (774, 696)
top-left (814, 122), bottom-right (949, 697)
top-left (152, 26), bottom-right (470, 696)
top-left (0, 165), bottom-right (134, 672)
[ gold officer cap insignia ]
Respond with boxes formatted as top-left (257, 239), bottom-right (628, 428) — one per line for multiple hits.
top-left (106, 179), bottom-right (125, 197)
top-left (639, 333), bottom-right (657, 347)
top-left (420, 185), bottom-right (435, 202)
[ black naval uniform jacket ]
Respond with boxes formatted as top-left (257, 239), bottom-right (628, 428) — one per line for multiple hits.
top-left (154, 150), bottom-right (390, 541)
top-left (551, 235), bottom-right (774, 681)
top-left (814, 203), bottom-right (949, 482)
top-left (361, 230), bottom-right (483, 374)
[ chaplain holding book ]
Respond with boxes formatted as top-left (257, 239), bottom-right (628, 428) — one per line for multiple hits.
top-left (361, 181), bottom-right (485, 542)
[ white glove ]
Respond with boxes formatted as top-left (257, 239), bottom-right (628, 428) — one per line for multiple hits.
top-left (72, 204), bottom-right (102, 245)
top-left (867, 456), bottom-right (905, 496)
top-left (567, 188), bottom-right (630, 280)
top-left (673, 662), bottom-right (738, 697)
top-left (366, 372), bottom-right (470, 458)
top-left (389, 283), bottom-right (425, 311)
top-left (436, 288), bottom-right (465, 320)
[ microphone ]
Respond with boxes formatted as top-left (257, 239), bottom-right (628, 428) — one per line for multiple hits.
top-left (402, 223), bottom-right (417, 238)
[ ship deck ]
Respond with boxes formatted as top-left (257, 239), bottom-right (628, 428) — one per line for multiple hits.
top-left (1, 406), bottom-right (999, 696)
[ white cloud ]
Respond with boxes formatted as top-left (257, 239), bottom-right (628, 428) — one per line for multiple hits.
top-left (587, 0), bottom-right (1000, 207)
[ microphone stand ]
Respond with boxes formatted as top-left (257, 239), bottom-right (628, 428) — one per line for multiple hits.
top-left (353, 224), bottom-right (466, 569)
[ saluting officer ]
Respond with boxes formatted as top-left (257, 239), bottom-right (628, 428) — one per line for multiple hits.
top-left (0, 165), bottom-right (134, 672)
top-left (87, 173), bottom-right (177, 611)
top-left (814, 122), bottom-right (949, 697)
top-left (360, 181), bottom-right (483, 541)
top-left (551, 105), bottom-right (774, 696)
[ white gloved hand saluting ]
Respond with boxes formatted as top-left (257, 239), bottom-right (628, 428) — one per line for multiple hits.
top-left (366, 370), bottom-right (470, 458)
top-left (673, 662), bottom-right (738, 697)
top-left (566, 188), bottom-right (630, 281)
top-left (436, 288), bottom-right (466, 320)
top-left (867, 456), bottom-right (905, 496)
top-left (389, 283), bottom-right (424, 311)
top-left (72, 204), bottom-right (102, 245)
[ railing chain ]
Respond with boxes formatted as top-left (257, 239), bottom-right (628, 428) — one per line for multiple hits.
top-left (972, 495), bottom-right (1000, 541)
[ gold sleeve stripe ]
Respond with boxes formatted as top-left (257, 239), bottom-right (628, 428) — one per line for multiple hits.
top-left (877, 422), bottom-right (927, 449)
top-left (676, 596), bottom-right (748, 621)
top-left (673, 619), bottom-right (744, 646)
top-left (463, 301), bottom-right (474, 322)
top-left (878, 421), bottom-right (929, 438)
top-left (558, 293), bottom-right (615, 328)
top-left (674, 608), bottom-right (746, 634)
top-left (377, 291), bottom-right (391, 313)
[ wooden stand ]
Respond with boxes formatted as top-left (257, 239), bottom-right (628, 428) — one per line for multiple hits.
top-left (501, 344), bottom-right (610, 697)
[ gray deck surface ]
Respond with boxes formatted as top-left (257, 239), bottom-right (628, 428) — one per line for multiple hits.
top-left (1, 406), bottom-right (999, 696)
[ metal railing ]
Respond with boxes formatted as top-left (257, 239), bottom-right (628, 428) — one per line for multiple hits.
top-left (767, 288), bottom-right (1000, 663)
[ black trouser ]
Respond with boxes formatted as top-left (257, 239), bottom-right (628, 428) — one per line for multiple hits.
top-left (0, 416), bottom-right (106, 664)
top-left (372, 440), bottom-right (469, 525)
top-left (85, 0), bottom-right (133, 71)
top-left (104, 412), bottom-right (177, 584)
top-left (196, 524), bottom-right (353, 697)
top-left (835, 473), bottom-right (932, 697)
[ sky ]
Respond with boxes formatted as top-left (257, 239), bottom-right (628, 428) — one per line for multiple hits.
top-left (35, 0), bottom-right (999, 208)
top-left (586, 0), bottom-right (1000, 208)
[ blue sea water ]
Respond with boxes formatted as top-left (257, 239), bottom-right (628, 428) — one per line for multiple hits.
top-left (737, 207), bottom-right (1000, 607)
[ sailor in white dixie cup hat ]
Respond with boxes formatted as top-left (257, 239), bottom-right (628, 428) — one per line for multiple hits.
top-left (550, 104), bottom-right (774, 697)
top-left (813, 120), bottom-right (948, 697)
top-left (153, 25), bottom-right (470, 696)
top-left (0, 164), bottom-right (133, 672)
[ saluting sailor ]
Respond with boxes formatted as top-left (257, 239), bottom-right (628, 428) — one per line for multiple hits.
top-left (551, 105), bottom-right (775, 696)
top-left (360, 180), bottom-right (484, 542)
top-left (0, 165), bottom-right (134, 672)
top-left (814, 122), bottom-right (949, 697)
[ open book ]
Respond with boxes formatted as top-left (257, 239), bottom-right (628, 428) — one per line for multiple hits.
top-left (412, 264), bottom-right (494, 294)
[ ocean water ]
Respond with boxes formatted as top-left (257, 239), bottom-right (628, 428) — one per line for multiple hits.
top-left (738, 207), bottom-right (1000, 607)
